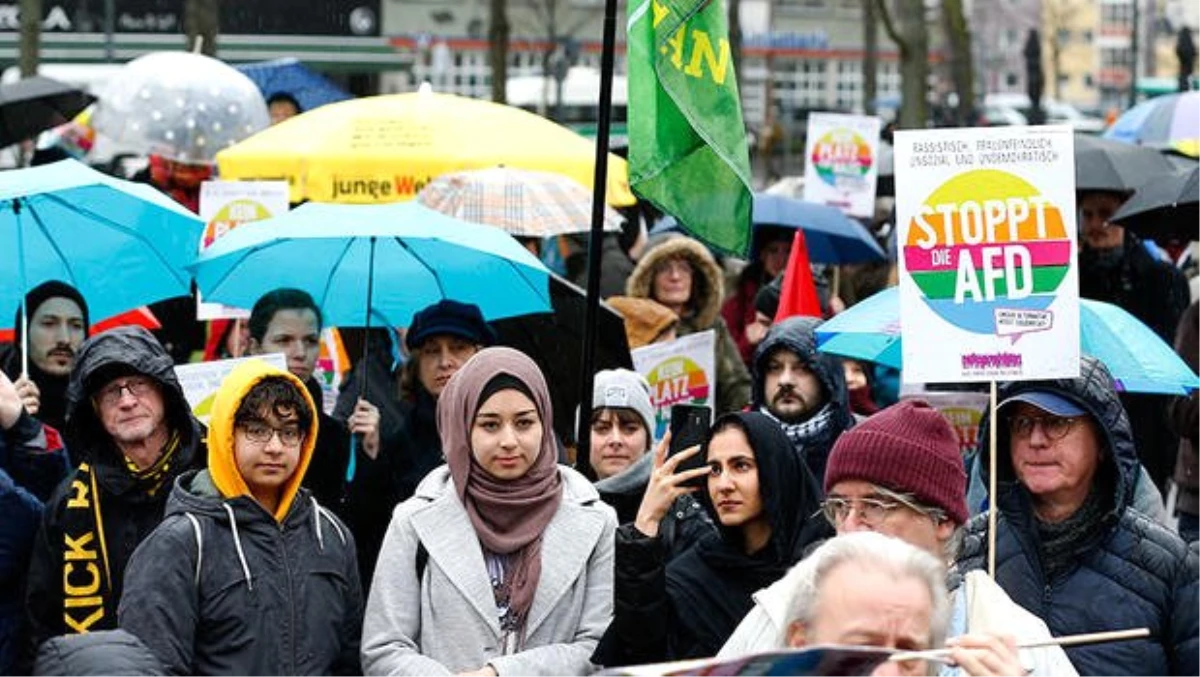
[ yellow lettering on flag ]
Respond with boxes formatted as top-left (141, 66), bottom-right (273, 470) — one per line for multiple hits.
top-left (683, 29), bottom-right (731, 85)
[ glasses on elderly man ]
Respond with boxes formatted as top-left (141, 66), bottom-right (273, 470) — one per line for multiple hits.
top-left (819, 490), bottom-right (943, 528)
top-left (1008, 414), bottom-right (1081, 441)
top-left (94, 377), bottom-right (155, 407)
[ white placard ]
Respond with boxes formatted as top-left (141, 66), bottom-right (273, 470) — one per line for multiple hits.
top-left (802, 112), bottom-right (882, 218)
top-left (630, 330), bottom-right (716, 439)
top-left (196, 181), bottom-right (290, 320)
top-left (894, 125), bottom-right (1080, 383)
top-left (174, 353), bottom-right (287, 424)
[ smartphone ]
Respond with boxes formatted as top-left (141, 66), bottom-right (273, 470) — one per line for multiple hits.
top-left (668, 404), bottom-right (712, 485)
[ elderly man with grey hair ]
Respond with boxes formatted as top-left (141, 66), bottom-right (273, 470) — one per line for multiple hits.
top-left (782, 531), bottom-right (951, 676)
top-left (721, 401), bottom-right (1075, 676)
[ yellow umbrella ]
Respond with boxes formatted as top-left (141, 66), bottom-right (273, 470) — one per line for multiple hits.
top-left (215, 89), bottom-right (636, 206)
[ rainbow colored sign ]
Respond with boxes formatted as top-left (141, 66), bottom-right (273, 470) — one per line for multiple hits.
top-left (630, 330), bottom-right (716, 439)
top-left (894, 126), bottom-right (1080, 383)
top-left (802, 113), bottom-right (881, 218)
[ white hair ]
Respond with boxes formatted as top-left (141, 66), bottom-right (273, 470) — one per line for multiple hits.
top-left (786, 531), bottom-right (952, 650)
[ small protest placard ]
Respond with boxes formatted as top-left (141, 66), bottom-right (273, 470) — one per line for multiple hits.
top-left (174, 354), bottom-right (287, 424)
top-left (197, 181), bottom-right (290, 320)
top-left (894, 125), bottom-right (1080, 383)
top-left (802, 112), bottom-right (882, 218)
top-left (630, 330), bottom-right (716, 439)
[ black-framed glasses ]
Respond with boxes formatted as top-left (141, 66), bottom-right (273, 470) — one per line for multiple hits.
top-left (237, 420), bottom-right (304, 447)
top-left (1008, 414), bottom-right (1080, 441)
top-left (94, 377), bottom-right (155, 407)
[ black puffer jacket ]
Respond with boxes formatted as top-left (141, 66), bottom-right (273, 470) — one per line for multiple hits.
top-left (957, 356), bottom-right (1199, 676)
top-left (118, 470), bottom-right (362, 675)
top-left (25, 327), bottom-right (205, 648)
top-left (751, 316), bottom-right (854, 484)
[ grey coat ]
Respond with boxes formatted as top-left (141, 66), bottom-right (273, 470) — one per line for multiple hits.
top-left (361, 465), bottom-right (616, 676)
top-left (118, 470), bottom-right (363, 675)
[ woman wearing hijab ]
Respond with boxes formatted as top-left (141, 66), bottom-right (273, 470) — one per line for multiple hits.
top-left (361, 347), bottom-right (617, 676)
top-left (593, 411), bottom-right (831, 667)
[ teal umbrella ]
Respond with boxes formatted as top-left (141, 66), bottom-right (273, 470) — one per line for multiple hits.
top-left (0, 159), bottom-right (202, 330)
top-left (188, 201), bottom-right (552, 329)
top-left (816, 287), bottom-right (1199, 395)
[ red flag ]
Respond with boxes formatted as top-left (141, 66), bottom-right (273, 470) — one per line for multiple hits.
top-left (774, 229), bottom-right (822, 322)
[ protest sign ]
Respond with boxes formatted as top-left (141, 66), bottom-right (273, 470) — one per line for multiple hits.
top-left (174, 353), bottom-right (287, 424)
top-left (894, 125), bottom-right (1080, 383)
top-left (630, 330), bottom-right (716, 439)
top-left (197, 181), bottom-right (290, 320)
top-left (802, 112), bottom-right (881, 218)
top-left (901, 391), bottom-right (991, 458)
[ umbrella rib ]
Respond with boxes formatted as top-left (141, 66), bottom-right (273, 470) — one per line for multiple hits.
top-left (40, 193), bottom-right (194, 290)
top-left (319, 238), bottom-right (359, 313)
top-left (24, 201), bottom-right (84, 290)
top-left (392, 236), bottom-right (446, 297)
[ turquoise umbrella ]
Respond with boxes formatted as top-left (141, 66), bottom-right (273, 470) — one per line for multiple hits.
top-left (816, 287), bottom-right (1199, 395)
top-left (188, 201), bottom-right (552, 329)
top-left (0, 159), bottom-right (202, 329)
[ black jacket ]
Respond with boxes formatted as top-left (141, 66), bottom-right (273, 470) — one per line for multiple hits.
top-left (118, 470), bottom-right (362, 675)
top-left (301, 377), bottom-right (351, 513)
top-left (751, 316), bottom-right (854, 484)
top-left (957, 356), bottom-right (1199, 676)
top-left (1080, 233), bottom-right (1190, 489)
top-left (34, 629), bottom-right (163, 676)
top-left (25, 327), bottom-right (206, 648)
top-left (593, 412), bottom-right (831, 666)
top-left (593, 452), bottom-right (716, 559)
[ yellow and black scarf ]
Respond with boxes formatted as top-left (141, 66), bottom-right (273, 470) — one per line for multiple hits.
top-left (59, 432), bottom-right (181, 634)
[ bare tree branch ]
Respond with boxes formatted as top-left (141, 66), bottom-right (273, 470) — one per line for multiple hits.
top-left (875, 0), bottom-right (908, 56)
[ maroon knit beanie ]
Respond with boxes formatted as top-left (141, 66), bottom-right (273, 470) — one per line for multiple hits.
top-left (824, 399), bottom-right (969, 525)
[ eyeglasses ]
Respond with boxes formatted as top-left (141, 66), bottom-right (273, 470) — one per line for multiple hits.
top-left (95, 377), bottom-right (155, 407)
top-left (237, 420), bottom-right (305, 447)
top-left (1008, 414), bottom-right (1081, 441)
top-left (820, 492), bottom-right (941, 528)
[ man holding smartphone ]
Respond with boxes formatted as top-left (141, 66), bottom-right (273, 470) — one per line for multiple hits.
top-left (751, 316), bottom-right (855, 485)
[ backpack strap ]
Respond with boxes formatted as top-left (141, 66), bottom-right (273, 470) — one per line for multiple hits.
top-left (184, 512), bottom-right (203, 587)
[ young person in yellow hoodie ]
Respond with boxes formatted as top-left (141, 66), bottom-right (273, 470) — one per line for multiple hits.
top-left (117, 360), bottom-right (363, 675)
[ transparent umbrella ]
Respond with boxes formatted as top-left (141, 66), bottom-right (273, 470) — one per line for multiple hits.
top-left (92, 52), bottom-right (269, 164)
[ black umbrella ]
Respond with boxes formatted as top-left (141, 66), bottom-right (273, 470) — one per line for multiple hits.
top-left (1111, 166), bottom-right (1199, 242)
top-left (492, 273), bottom-right (632, 447)
top-left (0, 76), bottom-right (95, 149)
top-left (1074, 133), bottom-right (1180, 193)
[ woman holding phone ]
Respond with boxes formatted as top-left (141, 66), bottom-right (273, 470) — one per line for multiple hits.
top-left (592, 411), bottom-right (831, 667)
top-left (361, 347), bottom-right (617, 676)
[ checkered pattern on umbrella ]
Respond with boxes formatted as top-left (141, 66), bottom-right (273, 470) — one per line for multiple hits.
top-left (417, 167), bottom-right (623, 237)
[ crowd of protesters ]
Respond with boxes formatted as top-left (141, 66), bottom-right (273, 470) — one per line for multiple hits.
top-left (0, 175), bottom-right (1196, 677)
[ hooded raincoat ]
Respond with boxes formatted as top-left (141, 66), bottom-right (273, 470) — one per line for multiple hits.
top-left (118, 360), bottom-right (362, 675)
top-left (956, 356), bottom-right (1198, 676)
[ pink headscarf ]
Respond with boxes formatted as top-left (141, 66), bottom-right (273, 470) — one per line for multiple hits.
top-left (437, 346), bottom-right (562, 638)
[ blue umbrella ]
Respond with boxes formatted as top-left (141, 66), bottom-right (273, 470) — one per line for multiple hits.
top-left (751, 193), bottom-right (885, 263)
top-left (235, 58), bottom-right (352, 113)
top-left (815, 287), bottom-right (1199, 395)
top-left (650, 193), bottom-right (886, 264)
top-left (0, 159), bottom-right (202, 330)
top-left (188, 201), bottom-right (552, 329)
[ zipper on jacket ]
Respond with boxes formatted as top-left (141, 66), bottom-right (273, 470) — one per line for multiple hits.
top-left (279, 523), bottom-right (297, 675)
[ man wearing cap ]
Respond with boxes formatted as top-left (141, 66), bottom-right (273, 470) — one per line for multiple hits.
top-left (719, 399), bottom-right (1075, 676)
top-left (750, 316), bottom-right (855, 486)
top-left (957, 356), bottom-right (1198, 676)
top-left (336, 299), bottom-right (495, 585)
top-left (23, 327), bottom-right (206, 651)
top-left (586, 369), bottom-right (713, 556)
top-left (0, 281), bottom-right (90, 436)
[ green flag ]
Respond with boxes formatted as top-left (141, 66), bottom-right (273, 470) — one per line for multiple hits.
top-left (626, 0), bottom-right (754, 256)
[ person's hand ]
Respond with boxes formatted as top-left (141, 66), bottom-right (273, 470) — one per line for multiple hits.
top-left (946, 633), bottom-right (1026, 676)
top-left (13, 375), bottom-right (39, 417)
top-left (0, 370), bottom-right (26, 430)
top-left (828, 295), bottom-right (846, 315)
top-left (633, 431), bottom-right (710, 538)
top-left (348, 398), bottom-right (382, 460)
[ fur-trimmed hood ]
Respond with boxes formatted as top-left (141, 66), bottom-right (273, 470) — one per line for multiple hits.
top-left (626, 236), bottom-right (725, 330)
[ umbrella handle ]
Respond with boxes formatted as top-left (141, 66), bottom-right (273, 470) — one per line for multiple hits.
top-left (347, 435), bottom-right (358, 483)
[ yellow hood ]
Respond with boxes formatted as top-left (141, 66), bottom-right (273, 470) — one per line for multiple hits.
top-left (207, 359), bottom-right (319, 522)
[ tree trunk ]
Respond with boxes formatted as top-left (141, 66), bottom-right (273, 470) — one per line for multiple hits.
top-left (728, 0), bottom-right (743, 89)
top-left (489, 0), bottom-right (509, 103)
top-left (184, 0), bottom-right (219, 56)
top-left (19, 0), bottom-right (41, 77)
top-left (878, 0), bottom-right (927, 129)
top-left (863, 0), bottom-right (878, 116)
top-left (941, 0), bottom-right (973, 125)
